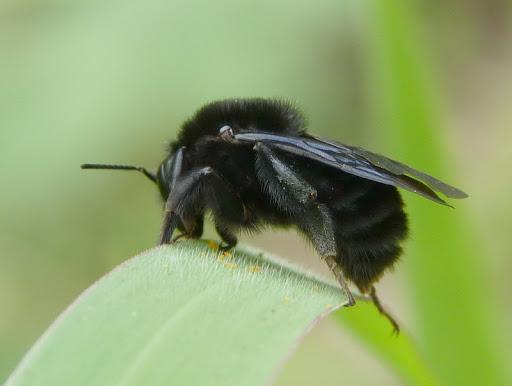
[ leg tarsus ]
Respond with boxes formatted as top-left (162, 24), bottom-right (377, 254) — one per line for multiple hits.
top-left (215, 224), bottom-right (238, 251)
top-left (159, 211), bottom-right (179, 244)
top-left (324, 255), bottom-right (355, 307)
top-left (369, 286), bottom-right (400, 334)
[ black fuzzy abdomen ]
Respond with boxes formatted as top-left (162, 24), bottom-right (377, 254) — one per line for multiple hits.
top-left (328, 178), bottom-right (408, 292)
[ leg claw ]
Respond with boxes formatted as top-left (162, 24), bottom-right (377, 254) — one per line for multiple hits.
top-left (345, 292), bottom-right (356, 307)
top-left (170, 234), bottom-right (186, 244)
top-left (218, 243), bottom-right (235, 253)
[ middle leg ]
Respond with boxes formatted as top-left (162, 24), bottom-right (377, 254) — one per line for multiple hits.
top-left (215, 224), bottom-right (238, 251)
top-left (254, 142), bottom-right (355, 306)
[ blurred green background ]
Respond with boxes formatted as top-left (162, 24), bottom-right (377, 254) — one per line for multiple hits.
top-left (1, 0), bottom-right (511, 385)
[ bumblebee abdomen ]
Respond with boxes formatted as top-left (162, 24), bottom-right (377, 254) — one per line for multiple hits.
top-left (329, 181), bottom-right (408, 292)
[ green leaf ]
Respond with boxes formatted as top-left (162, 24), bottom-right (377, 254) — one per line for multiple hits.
top-left (335, 304), bottom-right (441, 386)
top-left (5, 241), bottom-right (346, 386)
top-left (335, 1), bottom-right (509, 385)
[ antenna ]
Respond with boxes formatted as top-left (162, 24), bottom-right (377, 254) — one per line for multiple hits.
top-left (81, 163), bottom-right (157, 183)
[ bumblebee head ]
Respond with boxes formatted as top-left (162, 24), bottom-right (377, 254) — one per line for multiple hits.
top-left (155, 146), bottom-right (187, 201)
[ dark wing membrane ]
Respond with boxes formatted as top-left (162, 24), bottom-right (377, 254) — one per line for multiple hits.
top-left (316, 137), bottom-right (468, 199)
top-left (235, 132), bottom-right (467, 205)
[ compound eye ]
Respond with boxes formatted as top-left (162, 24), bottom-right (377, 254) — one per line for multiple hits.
top-left (219, 125), bottom-right (235, 141)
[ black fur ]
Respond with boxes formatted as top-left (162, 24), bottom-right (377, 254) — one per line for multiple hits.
top-left (171, 98), bottom-right (306, 152)
top-left (83, 97), bottom-right (466, 331)
top-left (158, 98), bottom-right (408, 292)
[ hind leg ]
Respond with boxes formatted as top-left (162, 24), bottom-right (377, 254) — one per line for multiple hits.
top-left (324, 255), bottom-right (355, 306)
top-left (255, 143), bottom-right (400, 329)
top-left (298, 204), bottom-right (356, 307)
top-left (369, 286), bottom-right (400, 334)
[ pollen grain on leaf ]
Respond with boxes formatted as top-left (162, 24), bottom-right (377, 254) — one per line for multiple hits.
top-left (223, 262), bottom-right (238, 270)
top-left (222, 250), bottom-right (233, 257)
top-left (247, 265), bottom-right (262, 273)
top-left (207, 240), bottom-right (219, 250)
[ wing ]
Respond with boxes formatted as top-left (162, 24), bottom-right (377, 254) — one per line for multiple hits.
top-left (234, 131), bottom-right (468, 206)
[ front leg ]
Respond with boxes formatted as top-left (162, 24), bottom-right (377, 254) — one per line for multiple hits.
top-left (159, 167), bottom-right (210, 244)
top-left (160, 166), bottom-right (244, 245)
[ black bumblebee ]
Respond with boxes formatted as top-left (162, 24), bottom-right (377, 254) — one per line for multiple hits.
top-left (82, 98), bottom-right (467, 331)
